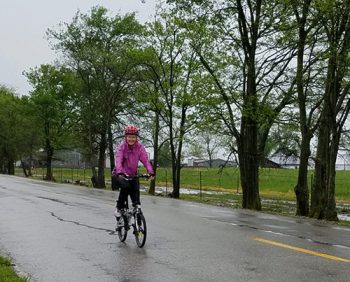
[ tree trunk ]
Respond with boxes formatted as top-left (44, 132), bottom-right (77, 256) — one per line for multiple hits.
top-left (170, 106), bottom-right (186, 199)
top-left (236, 0), bottom-right (262, 210)
top-left (323, 129), bottom-right (340, 221)
top-left (28, 151), bottom-right (33, 176)
top-left (170, 139), bottom-right (180, 198)
top-left (108, 126), bottom-right (118, 190)
top-left (88, 113), bottom-right (99, 188)
top-left (294, 133), bottom-right (311, 216)
top-left (45, 138), bottom-right (54, 181)
top-left (149, 110), bottom-right (160, 195)
top-left (168, 107), bottom-right (179, 198)
top-left (293, 1), bottom-right (313, 217)
top-left (95, 131), bottom-right (107, 188)
top-left (310, 114), bottom-right (329, 219)
top-left (171, 163), bottom-right (179, 198)
top-left (169, 134), bottom-right (180, 198)
top-left (238, 26), bottom-right (261, 210)
top-left (238, 119), bottom-right (261, 210)
top-left (91, 166), bottom-right (98, 188)
top-left (0, 161), bottom-right (4, 173)
top-left (21, 160), bottom-right (29, 177)
top-left (310, 0), bottom-right (350, 222)
top-left (310, 59), bottom-right (338, 221)
top-left (7, 159), bottom-right (15, 175)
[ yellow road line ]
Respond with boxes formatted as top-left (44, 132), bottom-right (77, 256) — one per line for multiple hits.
top-left (254, 237), bottom-right (350, 263)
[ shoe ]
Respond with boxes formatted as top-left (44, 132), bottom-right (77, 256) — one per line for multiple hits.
top-left (114, 208), bottom-right (121, 219)
top-left (117, 217), bottom-right (123, 226)
top-left (132, 205), bottom-right (140, 214)
top-left (115, 220), bottom-right (123, 231)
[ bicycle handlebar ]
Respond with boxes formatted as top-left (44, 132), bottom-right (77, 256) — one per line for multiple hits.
top-left (117, 173), bottom-right (154, 180)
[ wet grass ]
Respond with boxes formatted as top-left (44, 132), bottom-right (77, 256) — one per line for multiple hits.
top-left (149, 167), bottom-right (350, 201)
top-left (179, 192), bottom-right (297, 217)
top-left (0, 256), bottom-right (28, 281)
top-left (16, 167), bottom-right (350, 201)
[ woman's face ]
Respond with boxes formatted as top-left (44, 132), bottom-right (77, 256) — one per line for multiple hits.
top-left (126, 134), bottom-right (137, 145)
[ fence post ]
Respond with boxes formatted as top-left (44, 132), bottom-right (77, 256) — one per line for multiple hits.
top-left (72, 168), bottom-right (74, 183)
top-left (237, 173), bottom-right (240, 193)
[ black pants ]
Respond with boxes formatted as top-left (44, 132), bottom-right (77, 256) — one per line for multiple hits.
top-left (114, 176), bottom-right (140, 209)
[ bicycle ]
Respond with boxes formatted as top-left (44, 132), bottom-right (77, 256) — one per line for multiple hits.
top-left (115, 174), bottom-right (149, 248)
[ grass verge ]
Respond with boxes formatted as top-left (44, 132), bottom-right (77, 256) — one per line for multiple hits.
top-left (0, 256), bottom-right (28, 282)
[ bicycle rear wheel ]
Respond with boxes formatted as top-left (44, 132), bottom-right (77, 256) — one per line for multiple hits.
top-left (116, 215), bottom-right (128, 242)
top-left (134, 213), bottom-right (147, 248)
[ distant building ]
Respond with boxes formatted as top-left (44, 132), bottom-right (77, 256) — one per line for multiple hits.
top-left (52, 149), bottom-right (87, 168)
top-left (268, 154), bottom-right (300, 169)
top-left (260, 158), bottom-right (282, 168)
top-left (186, 158), bottom-right (237, 168)
top-left (22, 149), bottom-right (89, 168)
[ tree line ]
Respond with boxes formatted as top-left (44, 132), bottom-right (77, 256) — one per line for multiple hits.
top-left (1, 0), bottom-right (350, 221)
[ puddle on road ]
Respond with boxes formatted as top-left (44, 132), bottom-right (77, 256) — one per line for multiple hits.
top-left (141, 186), bottom-right (227, 195)
top-left (338, 214), bottom-right (350, 221)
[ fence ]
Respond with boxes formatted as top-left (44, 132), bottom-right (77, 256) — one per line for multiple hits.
top-left (14, 166), bottom-right (350, 199)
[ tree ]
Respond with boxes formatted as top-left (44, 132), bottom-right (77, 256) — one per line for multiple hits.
top-left (169, 0), bottom-right (296, 209)
top-left (157, 140), bottom-right (173, 167)
top-left (186, 129), bottom-right (221, 168)
top-left (276, 0), bottom-right (324, 216)
top-left (188, 140), bottom-right (205, 159)
top-left (143, 10), bottom-right (202, 198)
top-left (0, 86), bottom-right (42, 176)
top-left (202, 131), bottom-right (221, 168)
top-left (25, 64), bottom-right (79, 181)
top-left (0, 86), bottom-right (21, 174)
top-left (122, 44), bottom-right (165, 195)
top-left (310, 0), bottom-right (350, 221)
top-left (47, 7), bottom-right (144, 187)
top-left (17, 96), bottom-right (43, 177)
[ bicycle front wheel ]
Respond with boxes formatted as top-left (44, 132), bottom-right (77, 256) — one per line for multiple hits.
top-left (117, 215), bottom-right (128, 242)
top-left (134, 213), bottom-right (147, 248)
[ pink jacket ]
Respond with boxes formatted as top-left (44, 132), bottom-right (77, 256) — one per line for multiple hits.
top-left (114, 140), bottom-right (153, 176)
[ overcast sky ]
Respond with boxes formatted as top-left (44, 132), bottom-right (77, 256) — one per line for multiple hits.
top-left (0, 0), bottom-right (156, 96)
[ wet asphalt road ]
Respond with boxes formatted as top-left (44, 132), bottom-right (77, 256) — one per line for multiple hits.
top-left (0, 175), bottom-right (350, 282)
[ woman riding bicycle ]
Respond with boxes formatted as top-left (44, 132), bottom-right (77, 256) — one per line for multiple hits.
top-left (112, 125), bottom-right (154, 220)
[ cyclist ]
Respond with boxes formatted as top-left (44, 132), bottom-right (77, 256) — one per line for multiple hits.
top-left (112, 125), bottom-right (154, 221)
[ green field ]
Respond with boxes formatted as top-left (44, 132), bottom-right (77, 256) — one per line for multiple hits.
top-left (16, 166), bottom-right (350, 201)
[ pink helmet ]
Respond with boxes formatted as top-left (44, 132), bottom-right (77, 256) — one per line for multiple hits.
top-left (124, 125), bottom-right (139, 136)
